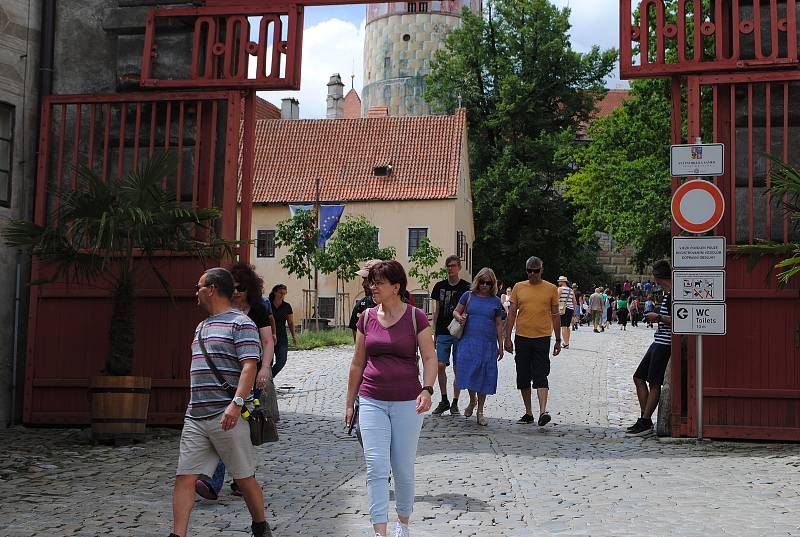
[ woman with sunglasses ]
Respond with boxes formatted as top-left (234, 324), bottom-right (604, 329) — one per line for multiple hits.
top-left (195, 262), bottom-right (276, 501)
top-left (451, 268), bottom-right (504, 426)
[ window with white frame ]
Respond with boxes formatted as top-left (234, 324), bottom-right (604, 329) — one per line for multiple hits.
top-left (0, 104), bottom-right (14, 207)
top-left (408, 227), bottom-right (428, 256)
top-left (256, 229), bottom-right (276, 258)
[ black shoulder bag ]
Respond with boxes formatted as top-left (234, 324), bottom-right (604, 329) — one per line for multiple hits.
top-left (198, 321), bottom-right (278, 445)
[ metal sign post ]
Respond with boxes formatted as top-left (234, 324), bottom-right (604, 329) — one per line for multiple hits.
top-left (670, 140), bottom-right (727, 441)
top-left (697, 335), bottom-right (703, 439)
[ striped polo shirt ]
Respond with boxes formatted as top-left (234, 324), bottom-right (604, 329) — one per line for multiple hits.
top-left (187, 309), bottom-right (261, 419)
top-left (558, 286), bottom-right (574, 310)
top-left (653, 292), bottom-right (672, 346)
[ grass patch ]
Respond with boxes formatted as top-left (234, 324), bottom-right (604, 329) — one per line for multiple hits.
top-left (291, 328), bottom-right (353, 350)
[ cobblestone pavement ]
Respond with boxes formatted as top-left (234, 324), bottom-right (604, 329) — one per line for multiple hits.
top-left (2, 324), bottom-right (800, 537)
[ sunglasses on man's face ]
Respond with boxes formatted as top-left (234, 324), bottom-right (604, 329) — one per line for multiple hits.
top-left (479, 280), bottom-right (492, 286)
top-left (526, 268), bottom-right (542, 274)
top-left (195, 283), bottom-right (214, 291)
top-left (234, 285), bottom-right (247, 293)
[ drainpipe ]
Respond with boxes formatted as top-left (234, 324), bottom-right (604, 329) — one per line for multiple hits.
top-left (10, 253), bottom-right (22, 426)
top-left (38, 0), bottom-right (55, 105)
top-left (11, 0), bottom-right (56, 425)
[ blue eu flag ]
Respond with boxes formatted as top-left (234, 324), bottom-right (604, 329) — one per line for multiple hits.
top-left (318, 205), bottom-right (345, 247)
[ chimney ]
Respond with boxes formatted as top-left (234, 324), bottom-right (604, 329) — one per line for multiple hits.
top-left (326, 73), bottom-right (345, 119)
top-left (367, 106), bottom-right (389, 118)
top-left (281, 98), bottom-right (299, 120)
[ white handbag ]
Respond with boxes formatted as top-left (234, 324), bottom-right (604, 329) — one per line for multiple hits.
top-left (447, 292), bottom-right (472, 339)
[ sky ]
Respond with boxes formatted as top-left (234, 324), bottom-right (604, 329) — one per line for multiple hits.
top-left (259, 1), bottom-right (623, 119)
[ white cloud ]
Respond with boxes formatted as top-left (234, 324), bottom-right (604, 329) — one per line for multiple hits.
top-left (549, 0), bottom-right (628, 88)
top-left (254, 17), bottom-right (366, 119)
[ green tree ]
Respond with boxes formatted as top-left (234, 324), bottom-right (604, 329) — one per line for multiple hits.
top-left (562, 79), bottom-right (673, 270)
top-left (321, 215), bottom-right (396, 283)
top-left (2, 152), bottom-right (236, 375)
top-left (274, 209), bottom-right (319, 281)
top-left (425, 0), bottom-right (616, 284)
top-left (408, 236), bottom-right (448, 291)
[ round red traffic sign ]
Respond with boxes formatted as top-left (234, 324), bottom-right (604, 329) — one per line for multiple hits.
top-left (671, 179), bottom-right (725, 233)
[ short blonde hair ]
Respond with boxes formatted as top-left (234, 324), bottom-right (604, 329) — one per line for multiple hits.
top-left (470, 267), bottom-right (498, 295)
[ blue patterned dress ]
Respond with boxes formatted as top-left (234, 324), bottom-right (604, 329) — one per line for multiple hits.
top-left (454, 292), bottom-right (503, 395)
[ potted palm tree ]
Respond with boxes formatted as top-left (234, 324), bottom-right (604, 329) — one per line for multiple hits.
top-left (3, 152), bottom-right (237, 440)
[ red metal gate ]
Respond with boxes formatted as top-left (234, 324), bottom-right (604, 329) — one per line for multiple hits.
top-left (621, 0), bottom-right (800, 440)
top-left (26, 91), bottom-right (246, 425)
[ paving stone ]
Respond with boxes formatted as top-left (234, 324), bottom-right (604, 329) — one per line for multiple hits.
top-left (1, 328), bottom-right (799, 535)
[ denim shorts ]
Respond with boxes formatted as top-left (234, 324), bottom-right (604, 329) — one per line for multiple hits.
top-left (435, 334), bottom-right (457, 366)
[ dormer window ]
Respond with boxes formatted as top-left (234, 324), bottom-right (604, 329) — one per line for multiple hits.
top-left (408, 2), bottom-right (416, 13)
top-left (373, 164), bottom-right (393, 177)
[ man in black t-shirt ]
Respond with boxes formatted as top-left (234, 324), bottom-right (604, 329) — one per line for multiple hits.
top-left (430, 255), bottom-right (471, 416)
top-left (349, 260), bottom-right (379, 342)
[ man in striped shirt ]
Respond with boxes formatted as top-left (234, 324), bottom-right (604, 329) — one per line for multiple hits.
top-left (169, 267), bottom-right (271, 537)
top-left (627, 260), bottom-right (672, 436)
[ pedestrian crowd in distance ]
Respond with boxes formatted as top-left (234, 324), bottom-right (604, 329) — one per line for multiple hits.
top-left (164, 254), bottom-right (673, 537)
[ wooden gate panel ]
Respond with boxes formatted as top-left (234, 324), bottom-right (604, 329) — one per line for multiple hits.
top-left (24, 92), bottom-right (246, 426)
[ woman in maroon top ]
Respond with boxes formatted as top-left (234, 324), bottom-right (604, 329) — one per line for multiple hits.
top-left (345, 260), bottom-right (438, 537)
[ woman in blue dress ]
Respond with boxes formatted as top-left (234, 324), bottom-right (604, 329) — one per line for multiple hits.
top-left (452, 267), bottom-right (504, 426)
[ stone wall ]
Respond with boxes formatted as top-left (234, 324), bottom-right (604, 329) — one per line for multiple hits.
top-left (0, 0), bottom-right (41, 426)
top-left (595, 232), bottom-right (648, 283)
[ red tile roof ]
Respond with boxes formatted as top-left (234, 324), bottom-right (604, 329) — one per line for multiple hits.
top-left (249, 109), bottom-right (467, 203)
top-left (594, 89), bottom-right (632, 118)
top-left (254, 96), bottom-right (281, 120)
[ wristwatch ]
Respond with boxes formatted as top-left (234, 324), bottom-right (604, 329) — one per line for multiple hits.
top-left (422, 386), bottom-right (434, 395)
top-left (232, 396), bottom-right (245, 407)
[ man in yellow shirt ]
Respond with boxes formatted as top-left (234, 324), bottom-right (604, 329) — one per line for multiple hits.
top-left (504, 256), bottom-right (561, 425)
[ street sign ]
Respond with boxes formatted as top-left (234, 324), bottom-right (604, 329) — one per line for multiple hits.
top-left (672, 236), bottom-right (726, 268)
top-left (672, 302), bottom-right (727, 335)
top-left (673, 270), bottom-right (725, 302)
top-left (671, 179), bottom-right (725, 233)
top-left (670, 143), bottom-right (725, 177)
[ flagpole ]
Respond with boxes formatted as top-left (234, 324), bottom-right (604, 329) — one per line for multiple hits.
top-left (314, 177), bottom-right (321, 330)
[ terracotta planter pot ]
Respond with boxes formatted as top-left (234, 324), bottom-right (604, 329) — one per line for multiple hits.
top-left (90, 376), bottom-right (151, 440)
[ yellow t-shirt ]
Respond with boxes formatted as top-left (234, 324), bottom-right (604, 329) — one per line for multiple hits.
top-left (510, 280), bottom-right (559, 338)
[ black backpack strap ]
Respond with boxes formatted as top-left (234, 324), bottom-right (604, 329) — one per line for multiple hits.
top-left (198, 320), bottom-right (237, 398)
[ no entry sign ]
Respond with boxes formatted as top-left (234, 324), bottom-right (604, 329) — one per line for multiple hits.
top-left (671, 180), bottom-right (725, 234)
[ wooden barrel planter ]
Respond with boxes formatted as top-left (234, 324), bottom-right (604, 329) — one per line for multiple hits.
top-left (90, 376), bottom-right (151, 440)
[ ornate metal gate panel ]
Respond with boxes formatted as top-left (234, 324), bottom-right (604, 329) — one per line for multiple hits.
top-left (621, 0), bottom-right (800, 440)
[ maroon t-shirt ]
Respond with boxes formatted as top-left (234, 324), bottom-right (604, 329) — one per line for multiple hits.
top-left (357, 305), bottom-right (430, 401)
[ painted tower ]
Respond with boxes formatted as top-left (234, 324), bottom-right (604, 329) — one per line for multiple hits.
top-left (362, 1), bottom-right (482, 116)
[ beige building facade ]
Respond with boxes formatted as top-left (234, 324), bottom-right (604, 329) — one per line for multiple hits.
top-left (250, 197), bottom-right (474, 323)
top-left (245, 109), bottom-right (474, 325)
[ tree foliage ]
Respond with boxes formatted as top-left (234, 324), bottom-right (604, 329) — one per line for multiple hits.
top-left (425, 0), bottom-right (616, 285)
top-left (274, 209), bottom-right (319, 281)
top-left (408, 236), bottom-right (447, 291)
top-left (320, 215), bottom-right (396, 282)
top-left (2, 152), bottom-right (237, 375)
top-left (562, 79), bottom-right (673, 270)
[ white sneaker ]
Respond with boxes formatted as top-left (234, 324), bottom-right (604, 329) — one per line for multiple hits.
top-left (394, 522), bottom-right (409, 537)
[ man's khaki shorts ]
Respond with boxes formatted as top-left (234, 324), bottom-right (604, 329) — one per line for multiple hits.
top-left (176, 414), bottom-right (255, 479)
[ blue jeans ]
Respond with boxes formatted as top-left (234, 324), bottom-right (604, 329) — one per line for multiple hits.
top-left (272, 337), bottom-right (289, 377)
top-left (358, 395), bottom-right (424, 524)
top-left (206, 459), bottom-right (226, 496)
top-left (435, 334), bottom-right (457, 366)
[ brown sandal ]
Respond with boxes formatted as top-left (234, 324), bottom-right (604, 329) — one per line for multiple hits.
top-left (477, 413), bottom-right (488, 426)
top-left (464, 400), bottom-right (477, 417)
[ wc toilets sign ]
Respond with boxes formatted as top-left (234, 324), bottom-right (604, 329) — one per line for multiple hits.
top-left (673, 270), bottom-right (725, 302)
top-left (672, 303), bottom-right (727, 335)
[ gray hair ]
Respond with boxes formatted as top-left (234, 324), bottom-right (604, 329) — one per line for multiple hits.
top-left (204, 267), bottom-right (234, 299)
top-left (525, 256), bottom-right (543, 268)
